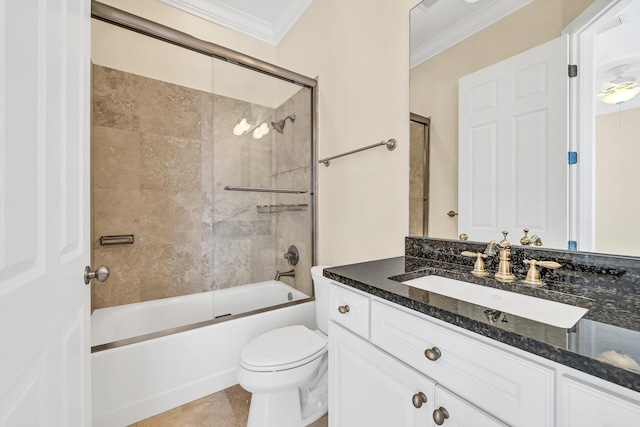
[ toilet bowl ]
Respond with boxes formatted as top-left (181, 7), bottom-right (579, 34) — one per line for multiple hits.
top-left (236, 266), bottom-right (331, 427)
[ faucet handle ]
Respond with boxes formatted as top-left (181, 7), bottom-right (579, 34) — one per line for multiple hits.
top-left (520, 228), bottom-right (531, 246)
top-left (499, 230), bottom-right (511, 248)
top-left (461, 251), bottom-right (489, 277)
top-left (523, 259), bottom-right (561, 286)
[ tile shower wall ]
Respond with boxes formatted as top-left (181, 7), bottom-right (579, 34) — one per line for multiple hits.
top-left (274, 89), bottom-right (313, 296)
top-left (91, 65), bottom-right (312, 311)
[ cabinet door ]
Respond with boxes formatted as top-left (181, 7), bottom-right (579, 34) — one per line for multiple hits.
top-left (329, 322), bottom-right (435, 427)
top-left (371, 300), bottom-right (554, 426)
top-left (434, 385), bottom-right (508, 427)
top-left (561, 376), bottom-right (640, 426)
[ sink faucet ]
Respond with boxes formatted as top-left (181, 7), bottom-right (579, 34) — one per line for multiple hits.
top-left (275, 269), bottom-right (295, 281)
top-left (494, 231), bottom-right (515, 283)
top-left (484, 240), bottom-right (497, 257)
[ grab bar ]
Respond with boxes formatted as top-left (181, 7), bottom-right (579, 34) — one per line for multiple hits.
top-left (319, 138), bottom-right (397, 167)
top-left (224, 186), bottom-right (308, 194)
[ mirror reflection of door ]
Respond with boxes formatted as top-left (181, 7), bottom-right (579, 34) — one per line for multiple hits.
top-left (458, 36), bottom-right (569, 249)
top-left (410, 114), bottom-right (430, 236)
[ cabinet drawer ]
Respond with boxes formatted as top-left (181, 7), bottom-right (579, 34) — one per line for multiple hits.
top-left (370, 300), bottom-right (554, 427)
top-left (329, 284), bottom-right (370, 339)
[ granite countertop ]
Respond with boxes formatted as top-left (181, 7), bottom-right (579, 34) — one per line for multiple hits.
top-left (324, 256), bottom-right (640, 393)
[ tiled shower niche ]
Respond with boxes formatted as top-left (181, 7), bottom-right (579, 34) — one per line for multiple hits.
top-left (91, 64), bottom-right (313, 311)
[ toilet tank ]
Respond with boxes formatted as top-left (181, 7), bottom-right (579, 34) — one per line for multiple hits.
top-left (310, 266), bottom-right (331, 335)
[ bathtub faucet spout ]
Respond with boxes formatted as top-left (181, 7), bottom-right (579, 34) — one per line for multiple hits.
top-left (275, 269), bottom-right (295, 281)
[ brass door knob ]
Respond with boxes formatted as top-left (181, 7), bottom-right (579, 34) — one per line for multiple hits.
top-left (447, 210), bottom-right (458, 217)
top-left (338, 305), bottom-right (350, 314)
top-left (433, 406), bottom-right (450, 425)
top-left (412, 391), bottom-right (427, 408)
top-left (424, 347), bottom-right (442, 361)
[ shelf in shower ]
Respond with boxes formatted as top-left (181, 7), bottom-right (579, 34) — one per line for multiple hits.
top-left (224, 186), bottom-right (308, 194)
top-left (257, 204), bottom-right (309, 214)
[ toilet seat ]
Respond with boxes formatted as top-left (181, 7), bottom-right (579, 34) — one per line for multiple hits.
top-left (240, 325), bottom-right (327, 372)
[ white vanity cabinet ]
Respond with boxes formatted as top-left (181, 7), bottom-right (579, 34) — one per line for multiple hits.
top-left (433, 384), bottom-right (508, 427)
top-left (560, 375), bottom-right (640, 426)
top-left (327, 280), bottom-right (640, 427)
top-left (370, 299), bottom-right (554, 427)
top-left (328, 283), bottom-right (505, 427)
top-left (329, 323), bottom-right (436, 426)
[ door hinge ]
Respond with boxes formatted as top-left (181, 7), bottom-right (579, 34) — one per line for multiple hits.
top-left (568, 240), bottom-right (577, 251)
top-left (568, 151), bottom-right (578, 165)
top-left (568, 64), bottom-right (578, 78)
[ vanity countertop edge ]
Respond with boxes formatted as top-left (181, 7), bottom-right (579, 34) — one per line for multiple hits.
top-left (324, 256), bottom-right (640, 394)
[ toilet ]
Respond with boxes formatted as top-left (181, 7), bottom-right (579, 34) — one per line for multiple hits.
top-left (236, 266), bottom-right (330, 427)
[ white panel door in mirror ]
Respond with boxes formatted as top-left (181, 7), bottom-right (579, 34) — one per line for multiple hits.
top-left (459, 35), bottom-right (568, 248)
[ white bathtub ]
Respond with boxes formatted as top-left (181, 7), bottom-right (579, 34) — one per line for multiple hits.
top-left (91, 280), bottom-right (309, 347)
top-left (91, 281), bottom-right (315, 427)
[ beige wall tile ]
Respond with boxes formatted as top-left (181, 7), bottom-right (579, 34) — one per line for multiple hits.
top-left (138, 243), bottom-right (212, 301)
top-left (92, 187), bottom-right (141, 249)
top-left (93, 126), bottom-right (141, 189)
top-left (140, 133), bottom-right (201, 192)
top-left (138, 78), bottom-right (212, 140)
top-left (93, 65), bottom-right (142, 131)
top-left (92, 246), bottom-right (142, 310)
top-left (138, 189), bottom-right (203, 245)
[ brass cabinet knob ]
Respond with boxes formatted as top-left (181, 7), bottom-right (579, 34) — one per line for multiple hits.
top-left (338, 305), bottom-right (350, 314)
top-left (424, 347), bottom-right (442, 361)
top-left (433, 406), bottom-right (450, 425)
top-left (412, 391), bottom-right (427, 409)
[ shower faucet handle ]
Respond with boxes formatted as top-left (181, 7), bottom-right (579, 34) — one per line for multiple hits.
top-left (283, 245), bottom-right (299, 266)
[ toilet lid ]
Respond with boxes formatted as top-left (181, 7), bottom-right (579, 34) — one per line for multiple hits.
top-left (240, 325), bottom-right (327, 368)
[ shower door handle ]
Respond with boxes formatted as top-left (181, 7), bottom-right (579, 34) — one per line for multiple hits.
top-left (84, 265), bottom-right (110, 285)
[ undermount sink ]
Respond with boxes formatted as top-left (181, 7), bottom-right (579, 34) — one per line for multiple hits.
top-left (403, 275), bottom-right (588, 329)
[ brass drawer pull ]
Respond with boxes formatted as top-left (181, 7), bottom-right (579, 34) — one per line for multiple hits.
top-left (424, 347), bottom-right (442, 361)
top-left (338, 305), bottom-right (350, 314)
top-left (433, 406), bottom-right (450, 425)
top-left (412, 391), bottom-right (427, 408)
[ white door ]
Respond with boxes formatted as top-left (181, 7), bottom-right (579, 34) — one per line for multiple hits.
top-left (458, 36), bottom-right (569, 249)
top-left (0, 1), bottom-right (91, 426)
top-left (329, 322), bottom-right (435, 427)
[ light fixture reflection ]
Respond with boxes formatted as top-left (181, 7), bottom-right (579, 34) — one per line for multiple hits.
top-left (253, 123), bottom-right (270, 139)
top-left (597, 65), bottom-right (640, 105)
top-left (233, 118), bottom-right (251, 136)
top-left (597, 81), bottom-right (640, 105)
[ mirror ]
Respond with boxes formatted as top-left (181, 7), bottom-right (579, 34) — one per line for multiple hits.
top-left (409, 0), bottom-right (640, 257)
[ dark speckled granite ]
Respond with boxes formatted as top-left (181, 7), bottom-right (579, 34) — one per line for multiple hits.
top-left (406, 236), bottom-right (640, 330)
top-left (324, 238), bottom-right (640, 394)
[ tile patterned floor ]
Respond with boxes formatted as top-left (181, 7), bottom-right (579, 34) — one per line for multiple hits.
top-left (128, 384), bottom-right (329, 426)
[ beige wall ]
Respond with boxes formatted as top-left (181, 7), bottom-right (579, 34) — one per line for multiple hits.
top-left (95, 0), bottom-right (420, 267)
top-left (279, 0), bottom-right (419, 265)
top-left (410, 0), bottom-right (593, 240)
top-left (595, 107), bottom-right (640, 256)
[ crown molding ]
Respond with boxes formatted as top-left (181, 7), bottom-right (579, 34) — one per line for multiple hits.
top-left (159, 0), bottom-right (312, 46)
top-left (411, 0), bottom-right (533, 68)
